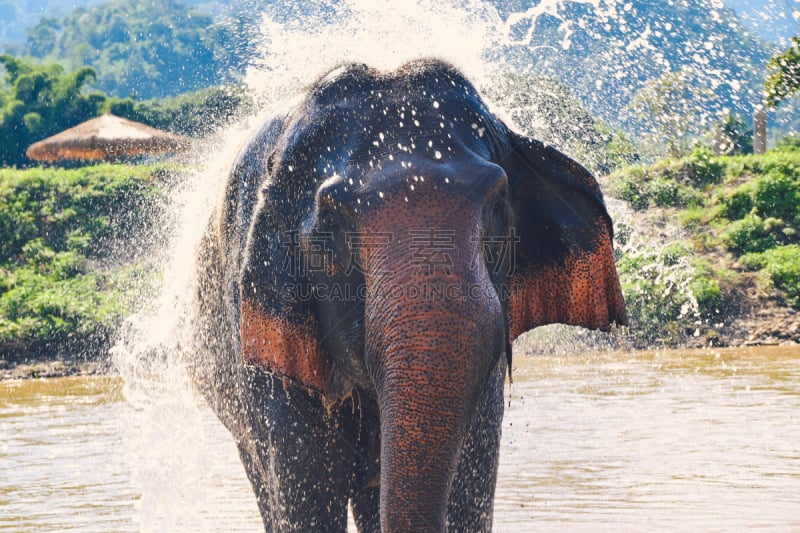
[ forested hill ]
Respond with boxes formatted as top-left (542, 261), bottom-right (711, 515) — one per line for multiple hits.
top-left (13, 0), bottom-right (252, 99)
top-left (723, 0), bottom-right (799, 45)
top-left (482, 1), bottom-right (770, 131)
top-left (0, 0), bottom-right (795, 134)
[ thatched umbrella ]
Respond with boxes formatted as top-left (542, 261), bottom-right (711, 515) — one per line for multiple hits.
top-left (26, 113), bottom-right (192, 163)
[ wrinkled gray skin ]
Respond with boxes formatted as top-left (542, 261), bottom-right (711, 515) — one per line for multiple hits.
top-left (189, 59), bottom-right (626, 532)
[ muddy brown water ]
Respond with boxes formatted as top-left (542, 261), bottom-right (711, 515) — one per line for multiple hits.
top-left (1, 346), bottom-right (798, 531)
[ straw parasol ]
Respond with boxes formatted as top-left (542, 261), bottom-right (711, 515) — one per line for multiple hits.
top-left (26, 113), bottom-right (192, 163)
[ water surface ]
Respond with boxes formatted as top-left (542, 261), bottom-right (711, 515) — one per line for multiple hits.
top-left (1, 346), bottom-right (798, 531)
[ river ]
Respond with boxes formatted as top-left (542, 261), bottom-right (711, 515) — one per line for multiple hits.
top-left (1, 346), bottom-right (798, 531)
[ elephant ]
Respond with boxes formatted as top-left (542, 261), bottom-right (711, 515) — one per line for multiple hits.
top-left (190, 58), bottom-right (627, 532)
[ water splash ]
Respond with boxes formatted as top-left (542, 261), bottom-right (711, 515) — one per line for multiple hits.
top-left (109, 0), bottom-right (756, 527)
top-left (113, 0), bottom-right (621, 370)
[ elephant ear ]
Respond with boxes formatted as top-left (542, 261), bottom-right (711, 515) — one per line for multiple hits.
top-left (239, 242), bottom-right (333, 399)
top-left (500, 131), bottom-right (627, 341)
top-left (235, 123), bottom-right (333, 399)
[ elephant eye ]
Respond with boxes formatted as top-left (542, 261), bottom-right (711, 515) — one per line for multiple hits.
top-left (488, 196), bottom-right (508, 236)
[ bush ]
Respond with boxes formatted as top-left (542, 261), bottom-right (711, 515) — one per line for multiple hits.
top-left (611, 167), bottom-right (650, 210)
top-left (689, 260), bottom-right (724, 317)
top-left (0, 164), bottom-right (163, 261)
top-left (773, 134), bottom-right (800, 153)
top-left (650, 177), bottom-right (680, 207)
top-left (740, 245), bottom-right (800, 308)
top-left (721, 189), bottom-right (754, 220)
top-left (616, 241), bottom-right (723, 345)
top-left (685, 146), bottom-right (724, 185)
top-left (752, 171), bottom-right (800, 221)
top-left (610, 149), bottom-right (724, 210)
top-left (0, 164), bottom-right (170, 359)
top-left (722, 213), bottom-right (780, 255)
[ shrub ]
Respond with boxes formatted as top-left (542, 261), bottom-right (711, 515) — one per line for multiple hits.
top-left (0, 164), bottom-right (171, 359)
top-left (752, 171), bottom-right (800, 221)
top-left (721, 189), bottom-right (754, 220)
top-left (740, 245), bottom-right (800, 308)
top-left (685, 146), bottom-right (724, 185)
top-left (773, 134), bottom-right (800, 153)
top-left (616, 240), bottom-right (720, 345)
top-left (722, 213), bottom-right (780, 255)
top-left (650, 177), bottom-right (680, 207)
top-left (0, 164), bottom-right (163, 262)
top-left (611, 167), bottom-right (650, 210)
top-left (689, 259), bottom-right (724, 317)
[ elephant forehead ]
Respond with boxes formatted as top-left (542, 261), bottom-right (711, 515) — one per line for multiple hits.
top-left (314, 152), bottom-right (506, 217)
top-left (352, 184), bottom-right (484, 271)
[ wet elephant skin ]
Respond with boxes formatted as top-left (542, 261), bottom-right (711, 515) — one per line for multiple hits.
top-left (191, 58), bottom-right (627, 532)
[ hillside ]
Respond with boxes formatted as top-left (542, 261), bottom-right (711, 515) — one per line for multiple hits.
top-left (609, 139), bottom-right (800, 348)
top-left (17, 0), bottom-right (248, 99)
top-left (724, 0), bottom-right (799, 45)
top-left (0, 0), bottom-right (786, 125)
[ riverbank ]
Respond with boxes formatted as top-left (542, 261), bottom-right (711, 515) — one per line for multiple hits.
top-left (608, 144), bottom-right (800, 349)
top-left (0, 164), bottom-right (179, 380)
top-left (2, 147), bottom-right (800, 380)
top-left (3, 304), bottom-right (798, 381)
top-left (0, 358), bottom-right (111, 380)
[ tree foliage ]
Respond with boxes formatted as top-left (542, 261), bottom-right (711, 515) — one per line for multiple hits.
top-left (0, 53), bottom-right (251, 166)
top-left (0, 54), bottom-right (105, 167)
top-left (710, 114), bottom-right (753, 156)
top-left (484, 72), bottom-right (638, 174)
top-left (108, 85), bottom-right (252, 137)
top-left (22, 0), bottom-right (248, 99)
top-left (765, 36), bottom-right (800, 109)
top-left (627, 68), bottom-right (717, 158)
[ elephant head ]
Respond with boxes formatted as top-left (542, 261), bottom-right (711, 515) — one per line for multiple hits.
top-left (232, 60), bottom-right (626, 531)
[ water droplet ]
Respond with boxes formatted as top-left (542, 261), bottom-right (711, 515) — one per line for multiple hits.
top-left (433, 101), bottom-right (440, 108)
top-left (434, 150), bottom-right (442, 159)
top-left (378, 191), bottom-right (384, 198)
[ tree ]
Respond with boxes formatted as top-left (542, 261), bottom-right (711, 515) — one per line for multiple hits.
top-left (483, 72), bottom-right (637, 174)
top-left (627, 68), bottom-right (716, 158)
top-left (22, 0), bottom-right (248, 99)
top-left (0, 55), bottom-right (106, 167)
top-left (710, 114), bottom-right (753, 156)
top-left (107, 85), bottom-right (253, 137)
top-left (765, 36), bottom-right (800, 109)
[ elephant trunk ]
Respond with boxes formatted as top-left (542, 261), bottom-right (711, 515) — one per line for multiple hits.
top-left (363, 229), bottom-right (504, 532)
